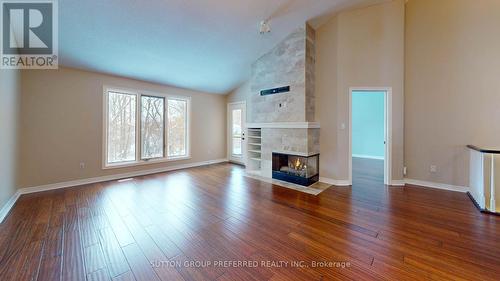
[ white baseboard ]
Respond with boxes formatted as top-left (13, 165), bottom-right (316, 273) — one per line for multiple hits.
top-left (319, 177), bottom-right (351, 186)
top-left (318, 177), bottom-right (468, 192)
top-left (0, 158), bottom-right (228, 223)
top-left (390, 180), bottom-right (405, 186)
top-left (404, 178), bottom-right (469, 193)
top-left (352, 154), bottom-right (384, 160)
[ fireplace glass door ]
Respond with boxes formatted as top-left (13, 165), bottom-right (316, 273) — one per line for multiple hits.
top-left (272, 153), bottom-right (320, 186)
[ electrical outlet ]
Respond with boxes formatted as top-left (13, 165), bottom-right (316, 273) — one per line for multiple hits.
top-left (430, 165), bottom-right (437, 173)
top-left (80, 162), bottom-right (86, 169)
top-left (403, 166), bottom-right (407, 176)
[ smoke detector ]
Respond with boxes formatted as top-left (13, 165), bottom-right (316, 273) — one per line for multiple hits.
top-left (259, 20), bottom-right (271, 34)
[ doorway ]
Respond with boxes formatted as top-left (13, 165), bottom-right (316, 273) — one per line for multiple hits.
top-left (227, 102), bottom-right (246, 165)
top-left (349, 88), bottom-right (392, 186)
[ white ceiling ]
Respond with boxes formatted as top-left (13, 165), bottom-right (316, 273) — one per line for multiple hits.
top-left (59, 0), bottom-right (383, 94)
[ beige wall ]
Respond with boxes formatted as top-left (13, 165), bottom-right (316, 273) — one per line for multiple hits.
top-left (314, 14), bottom-right (340, 181)
top-left (18, 67), bottom-right (226, 188)
top-left (315, 0), bottom-right (405, 181)
top-left (227, 81), bottom-right (250, 104)
top-left (405, 0), bottom-right (500, 187)
top-left (0, 69), bottom-right (21, 208)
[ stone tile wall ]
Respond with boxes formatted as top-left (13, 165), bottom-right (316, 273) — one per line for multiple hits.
top-left (249, 24), bottom-right (316, 123)
top-left (247, 24), bottom-right (319, 178)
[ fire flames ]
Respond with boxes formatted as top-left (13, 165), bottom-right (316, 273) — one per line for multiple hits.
top-left (292, 158), bottom-right (307, 171)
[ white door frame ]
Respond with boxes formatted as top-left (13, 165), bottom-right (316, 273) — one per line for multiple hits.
top-left (348, 87), bottom-right (392, 186)
top-left (227, 101), bottom-right (247, 165)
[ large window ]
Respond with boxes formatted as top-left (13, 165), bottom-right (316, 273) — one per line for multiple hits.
top-left (104, 87), bottom-right (190, 168)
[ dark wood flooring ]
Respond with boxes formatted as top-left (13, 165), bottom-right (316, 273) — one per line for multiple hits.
top-left (1, 163), bottom-right (499, 280)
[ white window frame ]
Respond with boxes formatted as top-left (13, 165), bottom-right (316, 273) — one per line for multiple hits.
top-left (166, 97), bottom-right (191, 160)
top-left (103, 85), bottom-right (191, 169)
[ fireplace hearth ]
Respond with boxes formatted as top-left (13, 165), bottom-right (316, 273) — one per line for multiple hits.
top-left (272, 152), bottom-right (319, 186)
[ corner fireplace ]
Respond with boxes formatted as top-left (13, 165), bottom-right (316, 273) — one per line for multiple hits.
top-left (272, 152), bottom-right (319, 186)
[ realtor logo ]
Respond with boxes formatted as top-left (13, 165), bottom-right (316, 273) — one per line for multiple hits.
top-left (1, 0), bottom-right (58, 69)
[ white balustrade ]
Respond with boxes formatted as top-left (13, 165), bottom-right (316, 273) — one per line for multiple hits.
top-left (468, 145), bottom-right (499, 213)
top-left (491, 154), bottom-right (496, 212)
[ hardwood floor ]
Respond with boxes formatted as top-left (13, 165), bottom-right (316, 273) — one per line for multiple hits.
top-left (1, 163), bottom-right (499, 280)
top-left (352, 157), bottom-right (384, 185)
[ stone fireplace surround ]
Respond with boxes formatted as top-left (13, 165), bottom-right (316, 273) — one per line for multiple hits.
top-left (246, 123), bottom-right (320, 180)
top-left (244, 122), bottom-right (323, 190)
top-left (244, 24), bottom-right (322, 189)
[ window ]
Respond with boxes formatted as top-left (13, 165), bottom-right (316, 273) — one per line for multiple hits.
top-left (167, 98), bottom-right (187, 158)
top-left (107, 91), bottom-right (137, 164)
top-left (141, 96), bottom-right (165, 160)
top-left (104, 87), bottom-right (190, 168)
top-left (231, 109), bottom-right (242, 156)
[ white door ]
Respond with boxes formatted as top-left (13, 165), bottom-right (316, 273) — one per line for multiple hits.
top-left (228, 102), bottom-right (246, 165)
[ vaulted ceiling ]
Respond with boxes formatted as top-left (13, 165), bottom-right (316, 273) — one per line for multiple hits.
top-left (59, 0), bottom-right (383, 94)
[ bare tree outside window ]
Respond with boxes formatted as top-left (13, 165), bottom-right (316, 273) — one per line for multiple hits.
top-left (107, 92), bottom-right (136, 163)
top-left (167, 99), bottom-right (187, 157)
top-left (232, 109), bottom-right (242, 155)
top-left (105, 89), bottom-right (189, 166)
top-left (141, 96), bottom-right (164, 159)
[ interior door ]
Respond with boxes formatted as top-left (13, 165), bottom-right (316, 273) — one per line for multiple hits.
top-left (228, 102), bottom-right (246, 165)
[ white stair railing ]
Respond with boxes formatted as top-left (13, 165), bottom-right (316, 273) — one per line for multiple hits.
top-left (490, 154), bottom-right (496, 212)
top-left (468, 145), bottom-right (499, 214)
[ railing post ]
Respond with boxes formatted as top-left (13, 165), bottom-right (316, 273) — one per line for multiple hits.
top-left (491, 154), bottom-right (496, 212)
top-left (480, 152), bottom-right (486, 208)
